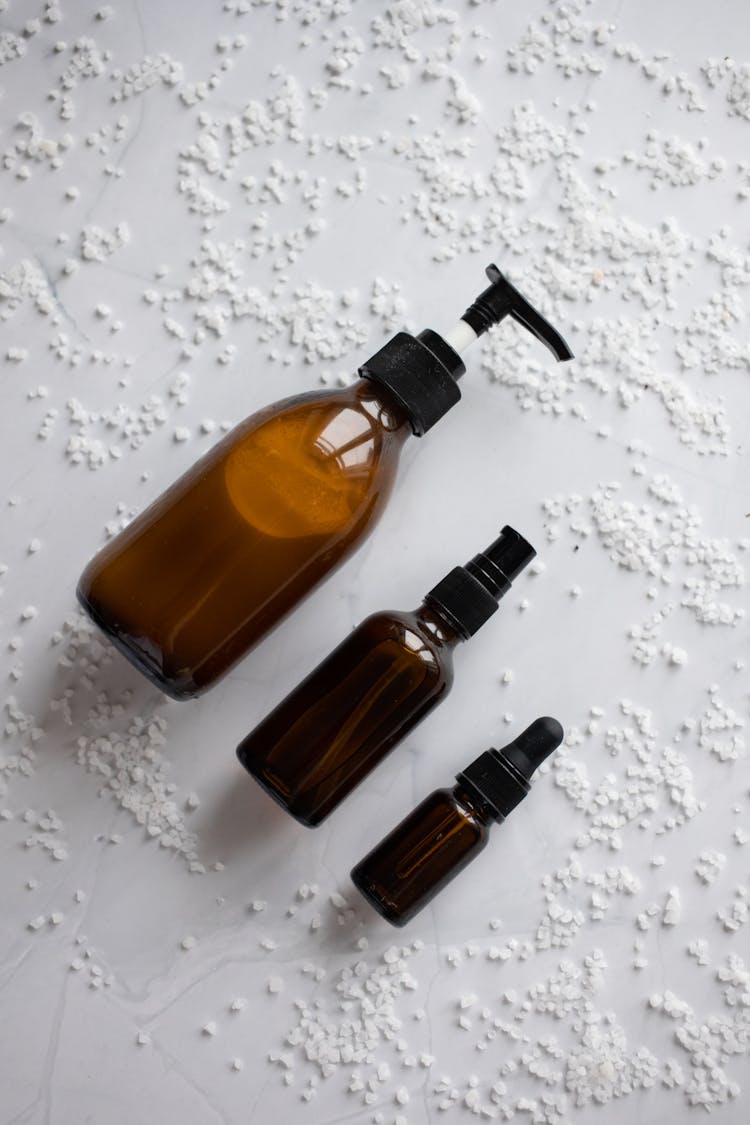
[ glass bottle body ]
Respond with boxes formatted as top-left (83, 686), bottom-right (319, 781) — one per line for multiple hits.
top-left (350, 784), bottom-right (493, 926)
top-left (77, 380), bottom-right (410, 699)
top-left (237, 604), bottom-right (459, 826)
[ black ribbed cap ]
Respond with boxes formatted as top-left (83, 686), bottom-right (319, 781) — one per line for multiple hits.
top-left (425, 526), bottom-right (535, 639)
top-left (359, 330), bottom-right (465, 436)
top-left (456, 717), bottom-right (564, 822)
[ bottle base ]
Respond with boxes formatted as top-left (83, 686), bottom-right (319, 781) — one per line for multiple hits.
top-left (235, 746), bottom-right (322, 828)
top-left (349, 865), bottom-right (406, 927)
top-left (76, 584), bottom-right (199, 701)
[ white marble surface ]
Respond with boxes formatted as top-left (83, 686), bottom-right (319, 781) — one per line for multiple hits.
top-left (1, 1), bottom-right (749, 1123)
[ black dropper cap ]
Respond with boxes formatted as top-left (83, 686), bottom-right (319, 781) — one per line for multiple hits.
top-left (424, 525), bottom-right (535, 638)
top-left (456, 717), bottom-right (564, 821)
top-left (359, 263), bottom-right (573, 436)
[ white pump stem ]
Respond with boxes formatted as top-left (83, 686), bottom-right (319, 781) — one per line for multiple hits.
top-left (443, 318), bottom-right (478, 354)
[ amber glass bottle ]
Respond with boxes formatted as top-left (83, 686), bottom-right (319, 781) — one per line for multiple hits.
top-left (351, 717), bottom-right (564, 926)
top-left (77, 381), bottom-right (411, 698)
top-left (77, 265), bottom-right (571, 698)
top-left (236, 527), bottom-right (535, 825)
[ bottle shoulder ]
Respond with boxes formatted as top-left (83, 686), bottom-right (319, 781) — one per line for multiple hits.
top-left (220, 382), bottom-right (409, 540)
top-left (419, 787), bottom-right (490, 843)
top-left (355, 610), bottom-right (454, 678)
top-left (235, 379), bottom-right (410, 436)
top-left (450, 783), bottom-right (494, 835)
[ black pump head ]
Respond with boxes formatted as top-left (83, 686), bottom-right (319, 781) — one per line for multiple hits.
top-left (466, 526), bottom-right (536, 598)
top-left (462, 264), bottom-right (574, 362)
top-left (359, 262), bottom-right (571, 436)
top-left (425, 525), bottom-right (535, 639)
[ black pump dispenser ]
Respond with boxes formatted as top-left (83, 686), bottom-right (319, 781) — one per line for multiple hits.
top-left (457, 717), bottom-right (564, 821)
top-left (425, 525), bottom-right (535, 638)
top-left (360, 263), bottom-right (573, 435)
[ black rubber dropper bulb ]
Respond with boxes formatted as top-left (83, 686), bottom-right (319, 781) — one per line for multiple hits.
top-left (500, 716), bottom-right (564, 784)
top-left (456, 717), bottom-right (564, 821)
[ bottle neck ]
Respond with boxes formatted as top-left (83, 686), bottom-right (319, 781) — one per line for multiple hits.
top-left (414, 602), bottom-right (464, 648)
top-left (352, 377), bottom-right (412, 438)
top-left (451, 781), bottom-right (496, 827)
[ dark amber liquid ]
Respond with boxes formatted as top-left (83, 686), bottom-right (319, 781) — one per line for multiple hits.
top-left (350, 785), bottom-right (492, 926)
top-left (77, 381), bottom-right (410, 698)
top-left (236, 605), bottom-right (459, 826)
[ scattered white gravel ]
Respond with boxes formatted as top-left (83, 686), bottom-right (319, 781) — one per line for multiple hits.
top-left (0, 0), bottom-right (748, 1119)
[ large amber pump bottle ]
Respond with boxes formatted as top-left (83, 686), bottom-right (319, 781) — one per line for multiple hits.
top-left (77, 266), bottom-right (572, 699)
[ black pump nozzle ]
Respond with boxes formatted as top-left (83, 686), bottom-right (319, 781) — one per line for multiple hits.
top-left (466, 525), bottom-right (536, 598)
top-left (462, 264), bottom-right (573, 362)
top-left (457, 717), bottom-right (564, 822)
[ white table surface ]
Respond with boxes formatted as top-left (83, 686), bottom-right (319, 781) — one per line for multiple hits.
top-left (1, 1), bottom-right (749, 1122)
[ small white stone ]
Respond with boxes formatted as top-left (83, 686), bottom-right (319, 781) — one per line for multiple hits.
top-left (663, 887), bottom-right (681, 926)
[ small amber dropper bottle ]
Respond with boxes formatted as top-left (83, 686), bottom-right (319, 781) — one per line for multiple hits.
top-left (236, 526), bottom-right (535, 826)
top-left (350, 717), bottom-right (564, 926)
top-left (77, 265), bottom-right (571, 699)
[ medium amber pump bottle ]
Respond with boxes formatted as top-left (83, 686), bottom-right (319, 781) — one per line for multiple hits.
top-left (77, 265), bottom-right (571, 699)
top-left (351, 717), bottom-right (564, 926)
top-left (236, 526), bottom-right (535, 826)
